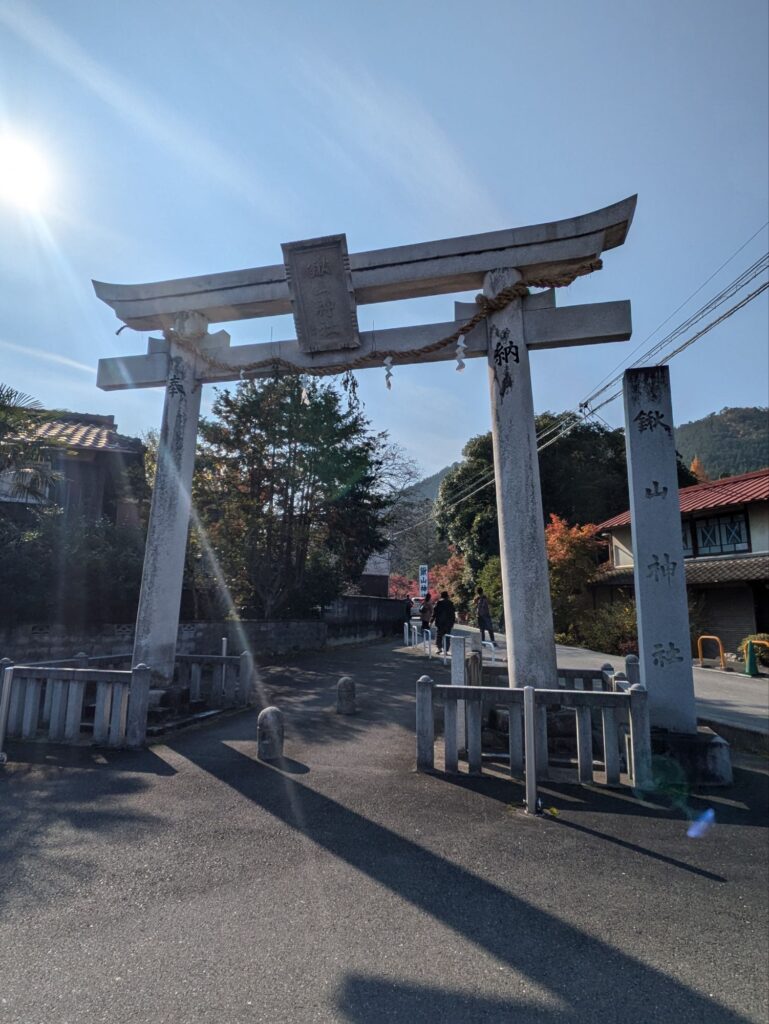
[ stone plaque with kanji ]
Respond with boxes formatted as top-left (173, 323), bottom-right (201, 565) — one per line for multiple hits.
top-left (282, 234), bottom-right (360, 353)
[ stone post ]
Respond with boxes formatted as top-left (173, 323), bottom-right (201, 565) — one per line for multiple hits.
top-left (415, 675), bottom-right (435, 771)
top-left (126, 663), bottom-right (151, 748)
top-left (450, 636), bottom-right (466, 751)
top-left (238, 652), bottom-right (255, 705)
top-left (0, 659), bottom-right (14, 763)
top-left (336, 676), bottom-right (356, 715)
top-left (623, 367), bottom-right (697, 733)
top-left (523, 686), bottom-right (538, 813)
top-left (257, 706), bottom-right (284, 760)
top-left (133, 314), bottom-right (204, 689)
top-left (485, 269), bottom-right (557, 690)
top-left (628, 683), bottom-right (653, 791)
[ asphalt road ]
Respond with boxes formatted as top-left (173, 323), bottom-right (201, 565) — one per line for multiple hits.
top-left (1, 640), bottom-right (767, 1024)
top-left (549, 643), bottom-right (769, 736)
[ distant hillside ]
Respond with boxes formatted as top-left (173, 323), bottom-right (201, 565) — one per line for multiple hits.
top-left (404, 464), bottom-right (456, 503)
top-left (409, 406), bottom-right (768, 502)
top-left (676, 407), bottom-right (769, 479)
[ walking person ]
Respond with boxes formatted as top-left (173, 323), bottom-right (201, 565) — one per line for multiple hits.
top-left (419, 592), bottom-right (434, 647)
top-left (474, 586), bottom-right (496, 645)
top-left (432, 590), bottom-right (456, 654)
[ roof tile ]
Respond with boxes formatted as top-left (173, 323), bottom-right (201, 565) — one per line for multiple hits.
top-left (14, 418), bottom-right (142, 454)
top-left (597, 468), bottom-right (769, 531)
top-left (592, 552), bottom-right (769, 587)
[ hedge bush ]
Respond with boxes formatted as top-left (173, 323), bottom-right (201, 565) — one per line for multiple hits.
top-left (739, 633), bottom-right (769, 667)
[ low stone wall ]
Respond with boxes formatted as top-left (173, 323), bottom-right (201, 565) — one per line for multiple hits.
top-left (0, 596), bottom-right (404, 664)
top-left (178, 620), bottom-right (328, 657)
top-left (0, 623), bottom-right (135, 664)
top-left (325, 595), bottom-right (405, 646)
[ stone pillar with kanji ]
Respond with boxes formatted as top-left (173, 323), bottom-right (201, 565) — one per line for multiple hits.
top-left (133, 313), bottom-right (204, 689)
top-left (623, 366), bottom-right (697, 733)
top-left (485, 269), bottom-right (558, 692)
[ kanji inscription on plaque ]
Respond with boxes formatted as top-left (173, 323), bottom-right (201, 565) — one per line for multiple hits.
top-left (282, 234), bottom-right (360, 354)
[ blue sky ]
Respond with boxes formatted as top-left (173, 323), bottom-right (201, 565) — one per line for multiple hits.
top-left (1, 0), bottom-right (767, 477)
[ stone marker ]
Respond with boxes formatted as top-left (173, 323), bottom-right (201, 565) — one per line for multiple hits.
top-left (257, 706), bottom-right (284, 760)
top-left (336, 676), bottom-right (356, 715)
top-left (623, 367), bottom-right (697, 733)
top-left (465, 651), bottom-right (482, 688)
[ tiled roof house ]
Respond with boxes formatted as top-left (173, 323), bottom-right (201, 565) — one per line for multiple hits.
top-left (591, 468), bottom-right (769, 653)
top-left (0, 411), bottom-right (145, 526)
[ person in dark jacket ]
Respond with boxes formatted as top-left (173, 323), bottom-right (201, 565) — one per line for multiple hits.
top-left (474, 586), bottom-right (496, 645)
top-left (419, 592), bottom-right (434, 644)
top-left (432, 590), bottom-right (456, 653)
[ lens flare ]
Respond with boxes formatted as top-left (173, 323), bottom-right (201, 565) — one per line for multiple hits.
top-left (0, 135), bottom-right (52, 211)
top-left (687, 808), bottom-right (716, 839)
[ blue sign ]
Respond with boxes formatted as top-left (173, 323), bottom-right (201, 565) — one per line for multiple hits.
top-left (419, 564), bottom-right (429, 597)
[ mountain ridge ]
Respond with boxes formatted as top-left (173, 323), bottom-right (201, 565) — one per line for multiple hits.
top-left (408, 407), bottom-right (768, 498)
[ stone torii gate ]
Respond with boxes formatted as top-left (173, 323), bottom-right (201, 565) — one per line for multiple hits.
top-left (94, 196), bottom-right (636, 689)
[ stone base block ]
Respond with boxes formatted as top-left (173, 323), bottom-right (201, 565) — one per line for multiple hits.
top-left (651, 726), bottom-right (733, 787)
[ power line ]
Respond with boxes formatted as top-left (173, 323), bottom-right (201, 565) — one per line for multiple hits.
top-left (536, 246), bottom-right (768, 455)
top-left (582, 252), bottom-right (768, 409)
top-left (581, 220), bottom-right (769, 403)
top-left (589, 279), bottom-right (769, 415)
top-left (391, 235), bottom-right (769, 540)
top-left (538, 224), bottom-right (769, 452)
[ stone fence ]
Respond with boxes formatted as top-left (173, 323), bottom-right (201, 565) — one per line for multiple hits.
top-left (416, 655), bottom-right (653, 815)
top-left (0, 658), bottom-right (150, 758)
top-left (0, 596), bottom-right (405, 664)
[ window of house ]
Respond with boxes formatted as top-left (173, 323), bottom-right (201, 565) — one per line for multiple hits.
top-left (694, 512), bottom-right (750, 555)
top-left (682, 520), bottom-right (694, 557)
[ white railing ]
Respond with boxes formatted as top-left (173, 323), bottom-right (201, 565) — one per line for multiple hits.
top-left (416, 674), bottom-right (652, 812)
top-left (421, 628), bottom-right (432, 658)
top-left (0, 658), bottom-right (150, 761)
top-left (481, 640), bottom-right (496, 663)
top-left (175, 651), bottom-right (255, 708)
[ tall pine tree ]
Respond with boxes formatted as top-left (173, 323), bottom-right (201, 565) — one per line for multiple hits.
top-left (193, 375), bottom-right (391, 618)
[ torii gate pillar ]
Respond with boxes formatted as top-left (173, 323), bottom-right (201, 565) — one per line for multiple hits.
top-left (485, 269), bottom-right (558, 690)
top-left (134, 314), bottom-right (203, 688)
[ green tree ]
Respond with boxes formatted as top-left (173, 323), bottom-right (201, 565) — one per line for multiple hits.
top-left (193, 375), bottom-right (392, 619)
top-left (676, 407), bottom-right (769, 478)
top-left (388, 495), bottom-right (451, 578)
top-left (434, 433), bottom-right (498, 572)
top-left (435, 414), bottom-right (697, 570)
top-left (476, 556), bottom-right (504, 622)
top-left (0, 510), bottom-right (144, 626)
top-left (0, 384), bottom-right (58, 516)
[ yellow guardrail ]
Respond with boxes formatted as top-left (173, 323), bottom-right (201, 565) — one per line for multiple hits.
top-left (697, 634), bottom-right (726, 671)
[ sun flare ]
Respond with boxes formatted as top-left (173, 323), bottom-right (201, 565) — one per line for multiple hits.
top-left (0, 135), bottom-right (52, 211)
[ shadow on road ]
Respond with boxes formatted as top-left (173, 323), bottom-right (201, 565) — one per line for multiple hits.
top-left (248, 644), bottom-right (450, 751)
top-left (437, 759), bottom-right (768, 831)
top-left (169, 735), bottom-right (752, 1024)
top-left (337, 975), bottom-right (560, 1023)
top-left (0, 762), bottom-right (162, 912)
